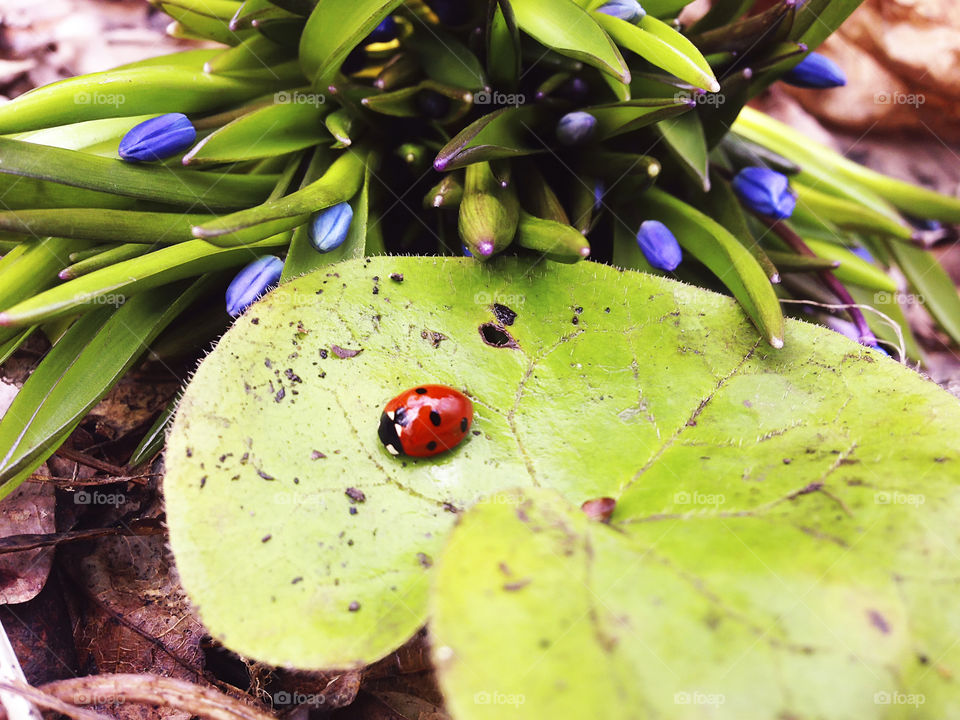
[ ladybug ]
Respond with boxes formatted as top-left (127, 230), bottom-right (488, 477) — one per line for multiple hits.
top-left (378, 385), bottom-right (473, 457)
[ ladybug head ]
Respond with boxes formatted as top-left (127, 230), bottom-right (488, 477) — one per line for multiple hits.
top-left (377, 411), bottom-right (406, 456)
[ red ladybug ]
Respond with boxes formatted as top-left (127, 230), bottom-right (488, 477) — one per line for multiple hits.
top-left (378, 385), bottom-right (473, 457)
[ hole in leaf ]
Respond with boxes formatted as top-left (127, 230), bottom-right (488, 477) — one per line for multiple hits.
top-left (478, 323), bottom-right (518, 349)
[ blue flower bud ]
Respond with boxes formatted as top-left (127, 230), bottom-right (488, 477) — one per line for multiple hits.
top-left (732, 167), bottom-right (797, 219)
top-left (851, 247), bottom-right (874, 263)
top-left (118, 113), bottom-right (196, 162)
top-left (906, 215), bottom-right (942, 232)
top-left (596, 0), bottom-right (646, 23)
top-left (461, 243), bottom-right (473, 257)
top-left (593, 180), bottom-right (606, 211)
top-left (636, 220), bottom-right (682, 271)
top-left (367, 16), bottom-right (398, 43)
top-left (308, 202), bottom-right (354, 253)
top-left (226, 256), bottom-right (283, 318)
top-left (783, 52), bottom-right (846, 89)
top-left (557, 111), bottom-right (597, 146)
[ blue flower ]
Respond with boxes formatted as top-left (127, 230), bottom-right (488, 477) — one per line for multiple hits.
top-left (783, 52), bottom-right (846, 89)
top-left (308, 202), bottom-right (354, 253)
top-left (557, 111), bottom-right (597, 146)
top-left (118, 113), bottom-right (196, 162)
top-left (636, 220), bottom-right (682, 271)
top-left (367, 16), bottom-right (398, 43)
top-left (596, 0), bottom-right (646, 23)
top-left (851, 247), bottom-right (874, 263)
top-left (226, 256), bottom-right (283, 318)
top-left (732, 167), bottom-right (797, 219)
top-left (461, 243), bottom-right (473, 257)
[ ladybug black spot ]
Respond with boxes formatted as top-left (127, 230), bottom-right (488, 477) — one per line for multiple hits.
top-left (415, 387), bottom-right (428, 394)
top-left (426, 441), bottom-right (438, 452)
top-left (430, 410), bottom-right (442, 426)
top-left (460, 417), bottom-right (468, 432)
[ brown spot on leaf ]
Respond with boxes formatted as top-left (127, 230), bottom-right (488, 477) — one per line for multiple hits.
top-left (331, 345), bottom-right (362, 359)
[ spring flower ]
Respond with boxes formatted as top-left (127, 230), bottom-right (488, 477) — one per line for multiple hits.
top-left (557, 111), bottom-right (597, 146)
top-left (782, 52), bottom-right (846, 89)
top-left (636, 220), bottom-right (682, 271)
top-left (732, 167), bottom-right (797, 219)
top-left (118, 113), bottom-right (196, 162)
top-left (596, 0), bottom-right (646, 23)
top-left (308, 203), bottom-right (354, 253)
top-left (367, 16), bottom-right (398, 43)
top-left (226, 256), bottom-right (283, 317)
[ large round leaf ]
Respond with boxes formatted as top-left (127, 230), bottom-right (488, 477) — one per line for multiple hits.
top-left (164, 257), bottom-right (960, 695)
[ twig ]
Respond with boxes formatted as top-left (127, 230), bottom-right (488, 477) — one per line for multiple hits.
top-left (0, 625), bottom-right (42, 720)
top-left (40, 674), bottom-right (279, 720)
top-left (54, 448), bottom-right (128, 476)
top-left (0, 681), bottom-right (109, 720)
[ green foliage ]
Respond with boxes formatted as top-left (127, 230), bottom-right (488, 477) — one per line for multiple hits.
top-left (165, 258), bottom-right (960, 720)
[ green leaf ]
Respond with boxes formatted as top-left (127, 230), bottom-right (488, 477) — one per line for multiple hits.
top-left (410, 20), bottom-right (486, 92)
top-left (510, 0), bottom-right (629, 83)
top-left (656, 111), bottom-right (709, 191)
top-left (0, 277), bottom-right (211, 493)
top-left (588, 98), bottom-right (694, 141)
top-left (165, 256), bottom-right (960, 690)
top-left (299, 0), bottom-right (404, 89)
top-left (0, 209), bottom-right (213, 244)
top-left (801, 238), bottom-right (897, 293)
top-left (0, 237), bottom-right (93, 310)
top-left (886, 241), bottom-right (960, 347)
top-left (192, 149), bottom-right (366, 243)
top-left (794, 183), bottom-right (912, 241)
top-left (594, 12), bottom-right (719, 92)
top-left (434, 106), bottom-right (546, 171)
top-left (183, 99), bottom-right (329, 165)
top-left (281, 159), bottom-right (371, 280)
top-left (644, 187), bottom-right (784, 347)
top-left (0, 138), bottom-right (278, 211)
top-left (733, 107), bottom-right (960, 224)
top-left (0, 67), bottom-right (291, 133)
top-left (0, 236), bottom-right (287, 327)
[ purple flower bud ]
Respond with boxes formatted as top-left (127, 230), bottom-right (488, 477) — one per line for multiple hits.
top-left (782, 52), bottom-right (846, 89)
top-left (226, 256), bottom-right (283, 317)
top-left (851, 246), bottom-right (874, 263)
top-left (596, 0), bottom-right (646, 23)
top-left (636, 220), bottom-right (682, 271)
top-left (367, 16), bottom-right (398, 43)
top-left (119, 113), bottom-right (196, 163)
top-left (557, 111), bottom-right (597, 146)
top-left (308, 202), bottom-right (353, 253)
top-left (732, 167), bottom-right (797, 219)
